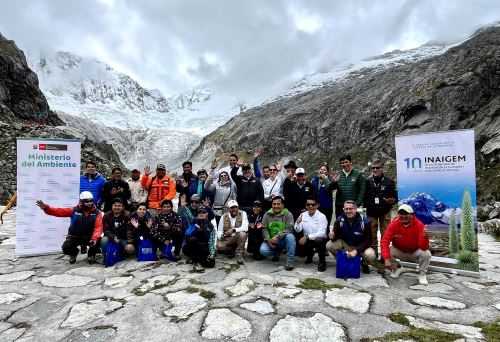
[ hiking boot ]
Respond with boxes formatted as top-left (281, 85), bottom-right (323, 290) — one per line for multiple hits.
top-left (237, 255), bottom-right (244, 265)
top-left (80, 245), bottom-right (87, 254)
top-left (227, 252), bottom-right (235, 259)
top-left (193, 263), bottom-right (205, 273)
top-left (186, 257), bottom-right (193, 264)
top-left (305, 255), bottom-right (313, 264)
top-left (418, 273), bottom-right (428, 285)
top-left (87, 256), bottom-right (96, 265)
top-left (318, 262), bottom-right (326, 272)
top-left (271, 255), bottom-right (280, 262)
top-left (390, 266), bottom-right (405, 279)
top-left (362, 263), bottom-right (371, 274)
top-left (285, 261), bottom-right (294, 271)
top-left (69, 255), bottom-right (77, 264)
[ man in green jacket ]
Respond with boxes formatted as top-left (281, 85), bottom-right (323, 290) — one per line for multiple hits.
top-left (327, 154), bottom-right (366, 219)
top-left (259, 196), bottom-right (296, 270)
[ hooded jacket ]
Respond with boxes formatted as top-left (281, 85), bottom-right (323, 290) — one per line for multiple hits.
top-left (262, 208), bottom-right (294, 241)
top-left (43, 203), bottom-right (102, 242)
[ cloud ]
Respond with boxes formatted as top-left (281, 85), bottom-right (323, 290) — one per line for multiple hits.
top-left (1, 0), bottom-right (499, 102)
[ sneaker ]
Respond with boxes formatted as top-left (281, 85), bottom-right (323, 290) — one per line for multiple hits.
top-left (285, 261), bottom-right (294, 271)
top-left (80, 245), bottom-right (87, 254)
top-left (305, 256), bottom-right (313, 264)
top-left (418, 273), bottom-right (428, 285)
top-left (390, 266), bottom-right (405, 279)
top-left (69, 255), bottom-right (77, 264)
top-left (193, 263), bottom-right (205, 273)
top-left (87, 256), bottom-right (96, 265)
top-left (271, 255), bottom-right (280, 262)
top-left (362, 263), bottom-right (370, 274)
top-left (317, 262), bottom-right (326, 272)
top-left (237, 256), bottom-right (244, 265)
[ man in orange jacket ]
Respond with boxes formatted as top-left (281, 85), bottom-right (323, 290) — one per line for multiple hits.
top-left (36, 191), bottom-right (103, 264)
top-left (141, 164), bottom-right (176, 217)
top-left (381, 204), bottom-right (431, 285)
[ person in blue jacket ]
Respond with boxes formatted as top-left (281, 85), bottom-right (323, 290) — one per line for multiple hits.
top-left (311, 163), bottom-right (334, 226)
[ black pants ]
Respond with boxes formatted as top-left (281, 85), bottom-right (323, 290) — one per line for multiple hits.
top-left (335, 204), bottom-right (344, 221)
top-left (295, 238), bottom-right (327, 263)
top-left (182, 237), bottom-right (215, 267)
top-left (319, 207), bottom-right (333, 227)
top-left (247, 227), bottom-right (264, 254)
top-left (172, 230), bottom-right (185, 255)
top-left (62, 236), bottom-right (99, 257)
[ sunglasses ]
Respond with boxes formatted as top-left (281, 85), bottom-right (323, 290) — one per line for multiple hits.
top-left (305, 203), bottom-right (316, 207)
top-left (81, 199), bottom-right (93, 203)
top-left (192, 201), bottom-right (201, 204)
top-left (372, 166), bottom-right (382, 169)
top-left (198, 211), bottom-right (207, 214)
top-left (269, 169), bottom-right (277, 171)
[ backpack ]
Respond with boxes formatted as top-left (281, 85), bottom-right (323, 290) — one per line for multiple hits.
top-left (105, 241), bottom-right (122, 267)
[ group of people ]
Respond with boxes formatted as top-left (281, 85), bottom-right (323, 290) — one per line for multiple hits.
top-left (36, 151), bottom-right (432, 285)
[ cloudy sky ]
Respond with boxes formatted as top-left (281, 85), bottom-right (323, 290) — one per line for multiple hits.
top-left (1, 0), bottom-right (499, 102)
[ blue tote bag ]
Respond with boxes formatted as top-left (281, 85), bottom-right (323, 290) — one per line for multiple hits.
top-left (137, 239), bottom-right (157, 262)
top-left (105, 241), bottom-right (122, 267)
top-left (336, 251), bottom-right (361, 279)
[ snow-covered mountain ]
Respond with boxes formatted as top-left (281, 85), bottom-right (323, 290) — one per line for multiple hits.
top-left (27, 51), bottom-right (240, 169)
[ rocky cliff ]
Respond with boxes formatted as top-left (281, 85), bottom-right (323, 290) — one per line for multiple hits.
top-left (190, 26), bottom-right (500, 204)
top-left (0, 33), bottom-right (126, 204)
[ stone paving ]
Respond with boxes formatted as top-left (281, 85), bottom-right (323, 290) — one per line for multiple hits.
top-left (0, 209), bottom-right (499, 341)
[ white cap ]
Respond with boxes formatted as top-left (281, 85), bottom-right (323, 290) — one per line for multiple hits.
top-left (226, 200), bottom-right (239, 208)
top-left (295, 167), bottom-right (305, 175)
top-left (79, 191), bottom-right (93, 200)
top-left (398, 204), bottom-right (414, 214)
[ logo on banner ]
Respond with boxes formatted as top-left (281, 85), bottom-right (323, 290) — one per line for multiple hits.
top-left (33, 143), bottom-right (68, 151)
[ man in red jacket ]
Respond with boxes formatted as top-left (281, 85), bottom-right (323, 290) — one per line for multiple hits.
top-left (36, 191), bottom-right (103, 264)
top-left (381, 204), bottom-right (431, 285)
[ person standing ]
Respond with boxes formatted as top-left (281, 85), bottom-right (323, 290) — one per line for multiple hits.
top-left (204, 170), bottom-right (237, 225)
top-left (364, 160), bottom-right (397, 258)
top-left (262, 164), bottom-right (285, 212)
top-left (101, 167), bottom-right (131, 212)
top-left (311, 163), bottom-right (334, 226)
top-left (283, 167), bottom-right (316, 220)
top-left (231, 162), bottom-right (264, 215)
top-left (80, 160), bottom-right (106, 208)
top-left (174, 161), bottom-right (198, 200)
top-left (127, 168), bottom-right (148, 212)
top-left (141, 164), bottom-right (176, 217)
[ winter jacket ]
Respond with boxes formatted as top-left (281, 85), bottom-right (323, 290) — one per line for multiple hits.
top-left (283, 178), bottom-right (317, 219)
top-left (189, 179), bottom-right (213, 203)
top-left (129, 211), bottom-right (153, 243)
top-left (151, 211), bottom-right (182, 244)
top-left (311, 176), bottom-right (333, 209)
top-left (204, 173), bottom-right (237, 212)
top-left (331, 212), bottom-right (372, 253)
top-left (178, 205), bottom-right (215, 230)
top-left (380, 216), bottom-right (430, 260)
top-left (127, 178), bottom-right (148, 204)
top-left (262, 208), bottom-right (294, 241)
top-left (44, 204), bottom-right (102, 242)
top-left (101, 179), bottom-right (131, 212)
top-left (364, 174), bottom-right (397, 217)
top-left (231, 167), bottom-right (264, 207)
top-left (80, 173), bottom-right (106, 205)
top-left (176, 172), bottom-right (198, 199)
top-left (186, 218), bottom-right (216, 257)
top-left (102, 210), bottom-right (133, 243)
top-left (326, 168), bottom-right (366, 207)
top-left (141, 174), bottom-right (176, 209)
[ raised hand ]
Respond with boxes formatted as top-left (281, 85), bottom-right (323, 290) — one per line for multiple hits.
top-left (276, 164), bottom-right (282, 172)
top-left (253, 148), bottom-right (261, 159)
top-left (210, 159), bottom-right (219, 170)
top-left (36, 200), bottom-right (48, 210)
top-left (180, 194), bottom-right (187, 207)
top-left (144, 166), bottom-right (151, 176)
top-left (130, 218), bottom-right (139, 229)
top-left (146, 218), bottom-right (153, 228)
top-left (172, 172), bottom-right (179, 182)
top-left (202, 198), bottom-right (211, 207)
top-left (237, 158), bottom-right (244, 167)
top-left (332, 170), bottom-right (340, 182)
top-left (181, 180), bottom-right (188, 188)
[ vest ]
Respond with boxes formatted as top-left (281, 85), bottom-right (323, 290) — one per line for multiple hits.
top-left (69, 206), bottom-right (99, 239)
top-left (338, 214), bottom-right (367, 247)
top-left (222, 211), bottom-right (243, 232)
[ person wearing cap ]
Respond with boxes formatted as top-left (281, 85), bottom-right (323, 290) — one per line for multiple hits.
top-left (326, 154), bottom-right (366, 219)
top-left (141, 164), bottom-right (176, 217)
top-left (127, 168), bottom-right (148, 212)
top-left (231, 161), bottom-right (264, 215)
top-left (190, 169), bottom-right (213, 203)
top-left (381, 204), bottom-right (431, 285)
top-left (283, 167), bottom-right (316, 221)
top-left (284, 160), bottom-right (298, 179)
top-left (260, 196), bottom-right (296, 271)
top-left (173, 161), bottom-right (199, 200)
top-left (262, 164), bottom-right (285, 212)
top-left (101, 197), bottom-right (134, 263)
top-left (182, 204), bottom-right (216, 272)
top-left (364, 160), bottom-right (397, 259)
top-left (102, 167), bottom-right (131, 212)
top-left (247, 200), bottom-right (265, 259)
top-left (326, 200), bottom-right (375, 274)
top-left (294, 196), bottom-right (328, 272)
top-left (79, 160), bottom-right (106, 209)
top-left (205, 170), bottom-right (237, 225)
top-left (217, 200), bottom-right (249, 264)
top-left (36, 191), bottom-right (103, 264)
top-left (151, 199), bottom-right (182, 262)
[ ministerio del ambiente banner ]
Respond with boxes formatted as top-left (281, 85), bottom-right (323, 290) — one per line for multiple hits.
top-left (16, 138), bottom-right (81, 257)
top-left (395, 129), bottom-right (479, 275)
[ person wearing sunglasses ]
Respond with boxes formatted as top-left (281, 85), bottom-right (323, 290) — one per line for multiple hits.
top-left (205, 170), bottom-right (237, 226)
top-left (364, 160), bottom-right (397, 259)
top-left (36, 191), bottom-right (102, 264)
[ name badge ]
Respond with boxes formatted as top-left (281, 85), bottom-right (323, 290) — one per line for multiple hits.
top-left (375, 197), bottom-right (380, 204)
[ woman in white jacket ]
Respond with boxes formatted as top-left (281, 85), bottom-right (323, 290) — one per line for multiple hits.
top-left (261, 164), bottom-right (285, 212)
top-left (204, 171), bottom-right (237, 225)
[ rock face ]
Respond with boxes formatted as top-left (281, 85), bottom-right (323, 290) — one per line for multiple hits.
top-left (190, 26), bottom-right (500, 204)
top-left (0, 33), bottom-right (126, 204)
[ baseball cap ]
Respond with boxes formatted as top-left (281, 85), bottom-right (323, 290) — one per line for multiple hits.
top-left (253, 200), bottom-right (261, 207)
top-left (296, 167), bottom-right (305, 175)
top-left (198, 205), bottom-right (208, 213)
top-left (197, 168), bottom-right (207, 175)
top-left (131, 168), bottom-right (140, 173)
top-left (227, 200), bottom-right (239, 208)
top-left (398, 204), bottom-right (414, 214)
top-left (191, 194), bottom-right (201, 202)
top-left (156, 164), bottom-right (166, 170)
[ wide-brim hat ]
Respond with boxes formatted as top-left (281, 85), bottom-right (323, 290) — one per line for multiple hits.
top-left (284, 160), bottom-right (298, 169)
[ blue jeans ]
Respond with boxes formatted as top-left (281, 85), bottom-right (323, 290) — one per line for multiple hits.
top-left (260, 233), bottom-right (296, 262)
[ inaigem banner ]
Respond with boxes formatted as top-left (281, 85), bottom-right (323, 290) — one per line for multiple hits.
top-left (395, 129), bottom-right (478, 274)
top-left (16, 138), bottom-right (81, 257)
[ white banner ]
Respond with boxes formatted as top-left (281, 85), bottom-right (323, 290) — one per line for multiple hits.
top-left (16, 138), bottom-right (81, 257)
top-left (396, 129), bottom-right (478, 274)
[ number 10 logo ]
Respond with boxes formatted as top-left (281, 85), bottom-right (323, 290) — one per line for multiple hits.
top-left (404, 157), bottom-right (422, 169)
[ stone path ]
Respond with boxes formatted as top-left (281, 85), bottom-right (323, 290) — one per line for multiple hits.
top-left (0, 209), bottom-right (499, 341)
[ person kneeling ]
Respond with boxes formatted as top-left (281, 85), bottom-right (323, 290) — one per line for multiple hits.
top-left (217, 200), bottom-right (248, 265)
top-left (381, 204), bottom-right (432, 285)
top-left (36, 191), bottom-right (102, 264)
top-left (182, 205), bottom-right (216, 272)
top-left (259, 196), bottom-right (296, 271)
top-left (326, 200), bottom-right (375, 274)
top-left (101, 198), bottom-right (134, 263)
